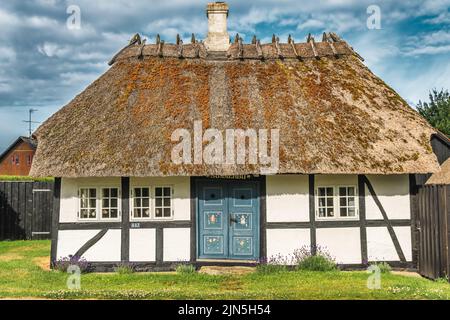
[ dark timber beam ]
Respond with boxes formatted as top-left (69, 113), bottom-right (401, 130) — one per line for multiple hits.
top-left (359, 175), bottom-right (368, 264)
top-left (121, 177), bottom-right (130, 262)
top-left (309, 175), bottom-right (317, 254)
top-left (50, 177), bottom-right (61, 267)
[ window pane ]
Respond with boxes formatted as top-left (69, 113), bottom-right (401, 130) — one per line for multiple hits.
top-left (143, 209), bottom-right (150, 218)
top-left (340, 198), bottom-right (347, 207)
top-left (164, 198), bottom-right (171, 207)
top-left (339, 187), bottom-right (346, 197)
top-left (348, 208), bottom-right (356, 217)
top-left (327, 208), bottom-right (334, 217)
top-left (326, 188), bottom-right (333, 196)
top-left (155, 188), bottom-right (162, 197)
top-left (111, 188), bottom-right (118, 198)
top-left (90, 189), bottom-right (96, 198)
top-left (110, 209), bottom-right (118, 218)
top-left (134, 198), bottom-right (141, 207)
top-left (81, 189), bottom-right (88, 198)
top-left (348, 197), bottom-right (355, 207)
top-left (155, 198), bottom-right (162, 207)
top-left (340, 208), bottom-right (347, 217)
top-left (319, 188), bottom-right (325, 197)
top-left (111, 199), bottom-right (118, 208)
top-left (102, 199), bottom-right (109, 208)
top-left (319, 208), bottom-right (325, 217)
top-left (133, 208), bottom-right (141, 218)
top-left (155, 208), bottom-right (162, 218)
top-left (89, 209), bottom-right (96, 218)
top-left (135, 188), bottom-right (141, 197)
top-left (319, 197), bottom-right (325, 207)
top-left (163, 208), bottom-right (171, 217)
top-left (348, 187), bottom-right (355, 196)
top-left (102, 189), bottom-right (109, 198)
top-left (89, 199), bottom-right (96, 208)
top-left (142, 198), bottom-right (149, 208)
top-left (81, 198), bottom-right (88, 208)
top-left (142, 188), bottom-right (149, 197)
top-left (327, 198), bottom-right (333, 207)
top-left (102, 209), bottom-right (109, 218)
top-left (164, 188), bottom-right (171, 197)
top-left (80, 209), bottom-right (88, 219)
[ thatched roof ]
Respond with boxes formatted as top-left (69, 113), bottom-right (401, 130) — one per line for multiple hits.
top-left (30, 33), bottom-right (439, 178)
top-left (426, 158), bottom-right (450, 185)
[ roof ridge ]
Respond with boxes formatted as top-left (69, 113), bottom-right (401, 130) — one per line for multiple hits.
top-left (108, 32), bottom-right (364, 65)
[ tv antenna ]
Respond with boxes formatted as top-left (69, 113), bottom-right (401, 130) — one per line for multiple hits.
top-left (23, 108), bottom-right (40, 137)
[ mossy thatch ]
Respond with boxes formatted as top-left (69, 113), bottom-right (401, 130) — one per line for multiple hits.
top-left (30, 35), bottom-right (439, 177)
top-left (426, 158), bottom-right (450, 185)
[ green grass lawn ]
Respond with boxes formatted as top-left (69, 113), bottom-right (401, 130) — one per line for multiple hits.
top-left (0, 240), bottom-right (449, 300)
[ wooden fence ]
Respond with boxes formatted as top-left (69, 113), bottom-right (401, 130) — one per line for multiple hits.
top-left (0, 181), bottom-right (53, 241)
top-left (418, 184), bottom-right (450, 280)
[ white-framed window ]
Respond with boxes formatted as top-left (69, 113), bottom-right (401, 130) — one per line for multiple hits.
top-left (338, 186), bottom-right (357, 217)
top-left (101, 188), bottom-right (120, 219)
top-left (317, 186), bottom-right (335, 218)
top-left (131, 187), bottom-right (151, 219)
top-left (154, 186), bottom-right (173, 219)
top-left (316, 185), bottom-right (358, 220)
top-left (79, 188), bottom-right (97, 220)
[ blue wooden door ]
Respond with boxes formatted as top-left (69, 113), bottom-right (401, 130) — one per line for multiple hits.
top-left (197, 180), bottom-right (259, 260)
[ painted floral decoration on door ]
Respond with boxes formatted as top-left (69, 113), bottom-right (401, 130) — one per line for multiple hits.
top-left (205, 212), bottom-right (222, 229)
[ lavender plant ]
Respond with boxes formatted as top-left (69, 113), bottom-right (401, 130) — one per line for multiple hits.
top-left (53, 255), bottom-right (91, 273)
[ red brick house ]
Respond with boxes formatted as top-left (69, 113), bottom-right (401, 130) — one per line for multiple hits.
top-left (0, 137), bottom-right (37, 176)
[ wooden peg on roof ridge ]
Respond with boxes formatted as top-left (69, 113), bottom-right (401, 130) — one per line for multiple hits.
top-left (191, 33), bottom-right (196, 44)
top-left (176, 34), bottom-right (181, 45)
top-left (288, 34), bottom-right (292, 44)
top-left (272, 34), bottom-right (276, 43)
top-left (256, 39), bottom-right (263, 60)
top-left (234, 33), bottom-right (240, 44)
top-left (252, 35), bottom-right (257, 45)
top-left (156, 34), bottom-right (161, 45)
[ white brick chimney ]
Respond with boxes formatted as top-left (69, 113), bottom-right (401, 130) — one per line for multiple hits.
top-left (204, 2), bottom-right (230, 52)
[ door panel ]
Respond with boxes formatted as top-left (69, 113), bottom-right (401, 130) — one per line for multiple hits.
top-left (197, 180), bottom-right (259, 260)
top-left (228, 183), bottom-right (259, 260)
top-left (198, 183), bottom-right (228, 259)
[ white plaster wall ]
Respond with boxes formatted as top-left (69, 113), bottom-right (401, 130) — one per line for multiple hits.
top-left (365, 175), bottom-right (410, 220)
top-left (163, 228), bottom-right (190, 262)
top-left (57, 229), bottom-right (121, 262)
top-left (316, 228), bottom-right (361, 264)
top-left (266, 229), bottom-right (310, 262)
top-left (367, 226), bottom-right (412, 262)
top-left (131, 177), bottom-right (191, 221)
top-left (266, 175), bottom-right (309, 222)
top-left (315, 175), bottom-right (358, 187)
top-left (83, 229), bottom-right (121, 262)
top-left (57, 229), bottom-right (100, 259)
top-left (60, 177), bottom-right (121, 223)
top-left (129, 229), bottom-right (156, 262)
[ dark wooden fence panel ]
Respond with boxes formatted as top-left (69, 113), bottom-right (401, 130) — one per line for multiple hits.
top-left (0, 181), bottom-right (53, 241)
top-left (418, 184), bottom-right (450, 280)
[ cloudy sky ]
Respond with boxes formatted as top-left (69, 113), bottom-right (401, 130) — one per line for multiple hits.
top-left (0, 0), bottom-right (449, 152)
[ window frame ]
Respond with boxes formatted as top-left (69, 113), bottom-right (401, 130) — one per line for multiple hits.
top-left (153, 186), bottom-right (174, 220)
top-left (78, 187), bottom-right (99, 221)
top-left (315, 185), bottom-right (359, 221)
top-left (130, 186), bottom-right (152, 221)
top-left (100, 187), bottom-right (121, 221)
top-left (78, 186), bottom-right (121, 222)
top-left (337, 185), bottom-right (358, 218)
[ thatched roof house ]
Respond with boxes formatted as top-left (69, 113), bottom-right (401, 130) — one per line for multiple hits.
top-left (37, 2), bottom-right (441, 271)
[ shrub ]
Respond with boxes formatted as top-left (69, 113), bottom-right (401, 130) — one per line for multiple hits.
top-left (370, 262), bottom-right (392, 274)
top-left (256, 255), bottom-right (289, 274)
top-left (114, 262), bottom-right (136, 274)
top-left (53, 256), bottom-right (90, 273)
top-left (293, 246), bottom-right (337, 272)
top-left (176, 264), bottom-right (196, 274)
